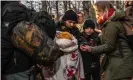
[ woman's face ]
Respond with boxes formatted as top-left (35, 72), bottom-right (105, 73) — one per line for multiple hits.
top-left (85, 27), bottom-right (94, 35)
top-left (93, 5), bottom-right (105, 21)
top-left (65, 20), bottom-right (76, 28)
top-left (77, 13), bottom-right (84, 24)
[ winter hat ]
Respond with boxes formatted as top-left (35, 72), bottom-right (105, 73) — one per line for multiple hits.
top-left (62, 10), bottom-right (78, 22)
top-left (83, 20), bottom-right (95, 30)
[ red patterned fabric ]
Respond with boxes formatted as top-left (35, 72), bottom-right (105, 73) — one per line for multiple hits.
top-left (66, 67), bottom-right (76, 78)
top-left (71, 52), bottom-right (78, 61)
top-left (64, 51), bottom-right (78, 79)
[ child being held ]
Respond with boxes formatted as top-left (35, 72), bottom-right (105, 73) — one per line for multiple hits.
top-left (44, 31), bottom-right (85, 80)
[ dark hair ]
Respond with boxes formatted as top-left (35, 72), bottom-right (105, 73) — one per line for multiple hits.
top-left (83, 19), bottom-right (95, 30)
top-left (62, 10), bottom-right (77, 22)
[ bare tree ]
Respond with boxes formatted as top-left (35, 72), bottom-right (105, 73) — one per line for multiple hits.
top-left (55, 1), bottom-right (59, 20)
top-left (63, 1), bottom-right (68, 12)
top-left (42, 1), bottom-right (48, 12)
top-left (70, 1), bottom-right (77, 11)
top-left (82, 1), bottom-right (90, 19)
top-left (47, 1), bottom-right (52, 14)
top-left (77, 1), bottom-right (81, 12)
top-left (68, 1), bottom-right (71, 10)
top-left (26, 1), bottom-right (34, 10)
top-left (38, 2), bottom-right (42, 11)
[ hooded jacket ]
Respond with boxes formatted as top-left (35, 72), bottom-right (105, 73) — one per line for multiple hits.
top-left (92, 9), bottom-right (133, 79)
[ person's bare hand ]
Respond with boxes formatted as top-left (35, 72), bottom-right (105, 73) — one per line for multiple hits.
top-left (80, 45), bottom-right (87, 51)
top-left (84, 45), bottom-right (92, 52)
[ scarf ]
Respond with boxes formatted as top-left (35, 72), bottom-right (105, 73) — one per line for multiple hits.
top-left (97, 8), bottom-right (115, 26)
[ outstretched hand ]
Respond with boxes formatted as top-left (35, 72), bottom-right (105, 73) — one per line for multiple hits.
top-left (80, 45), bottom-right (92, 52)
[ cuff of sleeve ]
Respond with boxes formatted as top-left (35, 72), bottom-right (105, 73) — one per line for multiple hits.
top-left (91, 47), bottom-right (101, 55)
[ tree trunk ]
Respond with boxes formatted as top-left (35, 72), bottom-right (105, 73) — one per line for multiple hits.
top-left (71, 1), bottom-right (77, 12)
top-left (77, 1), bottom-right (81, 12)
top-left (47, 1), bottom-right (51, 14)
top-left (30, 1), bottom-right (34, 10)
top-left (82, 1), bottom-right (90, 19)
top-left (63, 1), bottom-right (68, 13)
top-left (42, 1), bottom-right (47, 12)
top-left (68, 1), bottom-right (71, 10)
top-left (56, 1), bottom-right (59, 20)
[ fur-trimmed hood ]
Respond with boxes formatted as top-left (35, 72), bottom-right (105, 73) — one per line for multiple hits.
top-left (55, 35), bottom-right (78, 53)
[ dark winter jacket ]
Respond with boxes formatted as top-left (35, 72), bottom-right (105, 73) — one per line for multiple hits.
top-left (79, 32), bottom-right (101, 73)
top-left (91, 10), bottom-right (133, 79)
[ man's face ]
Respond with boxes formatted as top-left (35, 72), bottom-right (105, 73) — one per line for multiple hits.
top-left (65, 20), bottom-right (76, 28)
top-left (85, 27), bottom-right (94, 35)
top-left (77, 14), bottom-right (84, 23)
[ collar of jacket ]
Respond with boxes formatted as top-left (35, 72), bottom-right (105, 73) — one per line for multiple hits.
top-left (100, 9), bottom-right (125, 29)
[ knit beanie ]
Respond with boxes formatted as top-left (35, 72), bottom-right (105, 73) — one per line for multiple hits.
top-left (62, 10), bottom-right (77, 22)
top-left (83, 20), bottom-right (95, 30)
